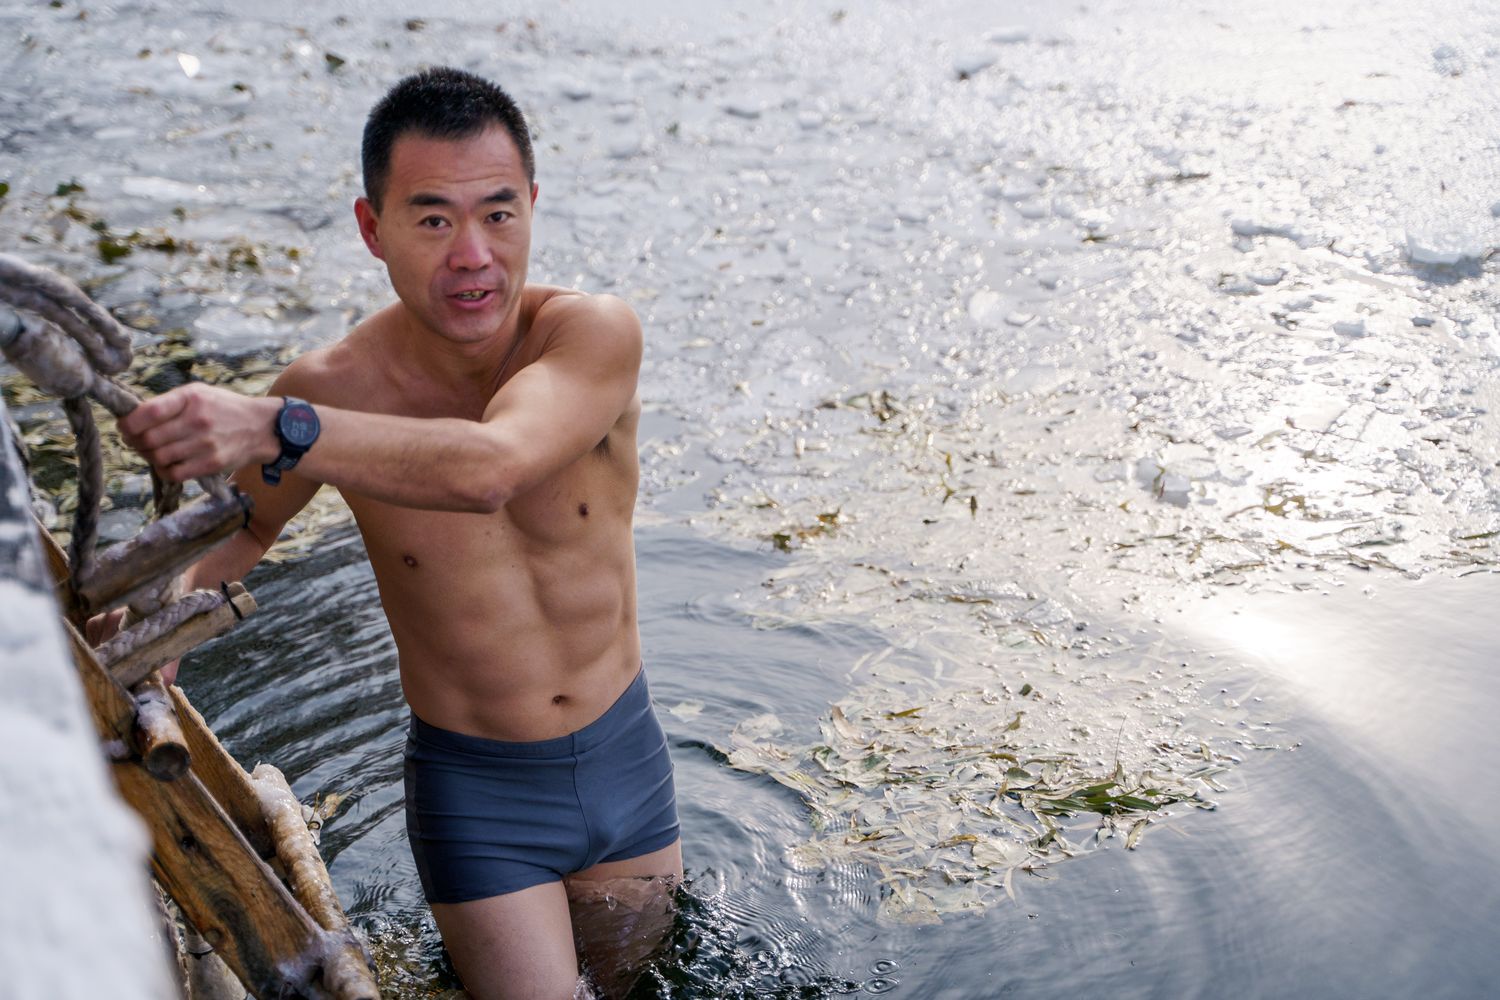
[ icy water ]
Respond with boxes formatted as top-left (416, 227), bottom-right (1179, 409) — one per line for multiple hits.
top-left (4, 0), bottom-right (1500, 996)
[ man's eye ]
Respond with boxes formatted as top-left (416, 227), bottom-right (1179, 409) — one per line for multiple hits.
top-left (487, 210), bottom-right (513, 223)
top-left (420, 216), bottom-right (447, 228)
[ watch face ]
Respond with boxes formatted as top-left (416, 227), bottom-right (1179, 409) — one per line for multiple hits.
top-left (280, 402), bottom-right (319, 447)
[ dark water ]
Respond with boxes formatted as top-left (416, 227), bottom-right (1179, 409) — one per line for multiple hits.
top-left (189, 499), bottom-right (1500, 999)
top-left (4, 0), bottom-right (1500, 996)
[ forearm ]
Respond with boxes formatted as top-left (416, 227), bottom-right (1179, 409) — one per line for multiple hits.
top-left (294, 407), bottom-right (511, 513)
top-left (182, 525), bottom-right (273, 592)
top-left (122, 386), bottom-right (514, 514)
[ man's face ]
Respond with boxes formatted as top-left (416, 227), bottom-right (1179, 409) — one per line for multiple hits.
top-left (355, 126), bottom-right (538, 347)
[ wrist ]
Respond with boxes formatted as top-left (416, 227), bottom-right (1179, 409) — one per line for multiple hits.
top-left (253, 396), bottom-right (285, 464)
top-left (260, 396), bottom-right (321, 486)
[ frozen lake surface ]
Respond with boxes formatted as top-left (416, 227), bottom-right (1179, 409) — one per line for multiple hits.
top-left (3, 0), bottom-right (1498, 996)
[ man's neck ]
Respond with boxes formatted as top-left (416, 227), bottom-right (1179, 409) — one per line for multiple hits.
top-left (391, 299), bottom-right (529, 401)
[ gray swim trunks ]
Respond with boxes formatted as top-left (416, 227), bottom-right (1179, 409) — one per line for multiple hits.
top-left (403, 668), bottom-right (680, 904)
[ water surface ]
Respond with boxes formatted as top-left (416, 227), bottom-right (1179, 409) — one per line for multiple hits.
top-left (3, 1), bottom-right (1498, 996)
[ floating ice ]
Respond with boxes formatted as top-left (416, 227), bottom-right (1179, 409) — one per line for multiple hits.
top-left (722, 100), bottom-right (765, 120)
top-left (559, 80), bottom-right (593, 100)
top-left (1076, 209), bottom-right (1112, 233)
top-left (176, 53), bottom-right (201, 79)
top-left (1332, 319), bottom-right (1368, 337)
top-left (986, 27), bottom-right (1031, 44)
top-left (1432, 43), bottom-right (1465, 76)
top-left (1404, 227), bottom-right (1494, 266)
top-left (121, 176), bottom-right (216, 204)
top-left (192, 306), bottom-right (281, 350)
top-left (968, 289), bottom-right (1002, 324)
top-left (1230, 217), bottom-right (1302, 242)
top-left (1248, 269), bottom-right (1285, 286)
top-left (606, 135), bottom-right (643, 158)
top-left (1004, 311), bottom-right (1035, 327)
top-left (953, 51), bottom-right (998, 78)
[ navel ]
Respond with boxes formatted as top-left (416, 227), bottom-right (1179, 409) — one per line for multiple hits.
top-left (577, 502), bottom-right (589, 517)
top-left (552, 694), bottom-right (568, 706)
top-left (402, 554), bottom-right (419, 568)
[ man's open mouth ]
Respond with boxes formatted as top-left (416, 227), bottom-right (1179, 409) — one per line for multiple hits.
top-left (453, 290), bottom-right (490, 301)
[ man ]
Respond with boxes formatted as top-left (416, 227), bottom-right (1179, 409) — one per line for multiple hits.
top-left (116, 67), bottom-right (681, 1000)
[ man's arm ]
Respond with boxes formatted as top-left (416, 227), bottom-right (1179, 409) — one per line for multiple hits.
top-left (119, 295), bottom-right (642, 514)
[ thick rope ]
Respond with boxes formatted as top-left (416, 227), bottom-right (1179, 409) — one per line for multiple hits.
top-left (94, 588), bottom-right (226, 667)
top-left (0, 253), bottom-right (132, 373)
top-left (1, 257), bottom-right (234, 614)
top-left (62, 395), bottom-right (103, 576)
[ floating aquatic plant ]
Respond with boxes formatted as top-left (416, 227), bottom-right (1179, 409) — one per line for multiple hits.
top-left (725, 662), bottom-right (1227, 925)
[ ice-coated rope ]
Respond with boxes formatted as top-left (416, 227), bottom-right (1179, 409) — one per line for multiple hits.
top-left (0, 254), bottom-right (233, 616)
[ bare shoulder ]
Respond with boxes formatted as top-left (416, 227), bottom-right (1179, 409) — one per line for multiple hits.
top-left (528, 286), bottom-right (642, 358)
top-left (270, 307), bottom-right (393, 407)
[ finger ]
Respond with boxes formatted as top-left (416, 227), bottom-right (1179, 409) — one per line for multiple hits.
top-left (164, 451), bottom-right (231, 484)
top-left (119, 387), bottom-right (189, 440)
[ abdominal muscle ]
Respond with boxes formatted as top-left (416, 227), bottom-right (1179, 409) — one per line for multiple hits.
top-left (351, 499), bottom-right (642, 742)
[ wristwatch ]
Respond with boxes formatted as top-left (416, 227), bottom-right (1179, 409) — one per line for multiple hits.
top-left (261, 397), bottom-right (320, 485)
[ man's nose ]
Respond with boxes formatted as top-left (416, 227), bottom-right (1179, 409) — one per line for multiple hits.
top-left (447, 223), bottom-right (492, 271)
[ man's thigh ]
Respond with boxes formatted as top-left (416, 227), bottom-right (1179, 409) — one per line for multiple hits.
top-left (431, 880), bottom-right (588, 1000)
top-left (565, 840), bottom-right (684, 998)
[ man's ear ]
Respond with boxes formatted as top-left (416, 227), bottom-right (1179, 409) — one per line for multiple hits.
top-left (354, 196), bottom-right (384, 260)
top-left (530, 182), bottom-right (539, 208)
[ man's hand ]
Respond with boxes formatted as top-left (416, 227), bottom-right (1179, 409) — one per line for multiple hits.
top-left (85, 607), bottom-right (127, 646)
top-left (119, 384), bottom-right (282, 484)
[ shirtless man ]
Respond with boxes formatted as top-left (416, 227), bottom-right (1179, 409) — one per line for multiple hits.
top-left (115, 68), bottom-right (681, 999)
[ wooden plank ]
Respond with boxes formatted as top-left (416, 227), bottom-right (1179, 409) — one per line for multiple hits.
top-left (33, 515), bottom-right (84, 627)
top-left (112, 761), bottom-right (334, 999)
top-left (169, 686), bottom-right (275, 859)
top-left (75, 491), bottom-right (251, 616)
top-left (104, 585), bottom-right (258, 688)
top-left (254, 764), bottom-right (380, 1000)
top-left (133, 672), bottom-right (192, 781)
top-left (63, 617), bottom-right (140, 747)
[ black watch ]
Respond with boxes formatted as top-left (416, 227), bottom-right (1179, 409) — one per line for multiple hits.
top-left (261, 397), bottom-right (320, 486)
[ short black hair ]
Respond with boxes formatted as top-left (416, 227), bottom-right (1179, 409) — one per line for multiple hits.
top-left (361, 67), bottom-right (535, 211)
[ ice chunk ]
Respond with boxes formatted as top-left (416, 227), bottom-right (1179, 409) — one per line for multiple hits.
top-left (953, 51), bottom-right (998, 78)
top-left (559, 80), bottom-right (593, 100)
top-left (968, 289), bottom-right (1003, 324)
top-left (121, 176), bottom-right (216, 204)
top-left (722, 100), bottom-right (765, 120)
top-left (1404, 227), bottom-right (1494, 266)
top-left (1332, 319), bottom-right (1368, 337)
top-left (1093, 460), bottom-right (1129, 483)
top-left (1248, 269), bottom-right (1285, 286)
top-left (1231, 217), bottom-right (1301, 241)
top-left (1004, 311), bottom-right (1035, 327)
top-left (987, 27), bottom-right (1031, 44)
top-left (1158, 474), bottom-right (1192, 505)
top-left (1432, 43), bottom-right (1465, 76)
top-left (606, 135), bottom-right (643, 158)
